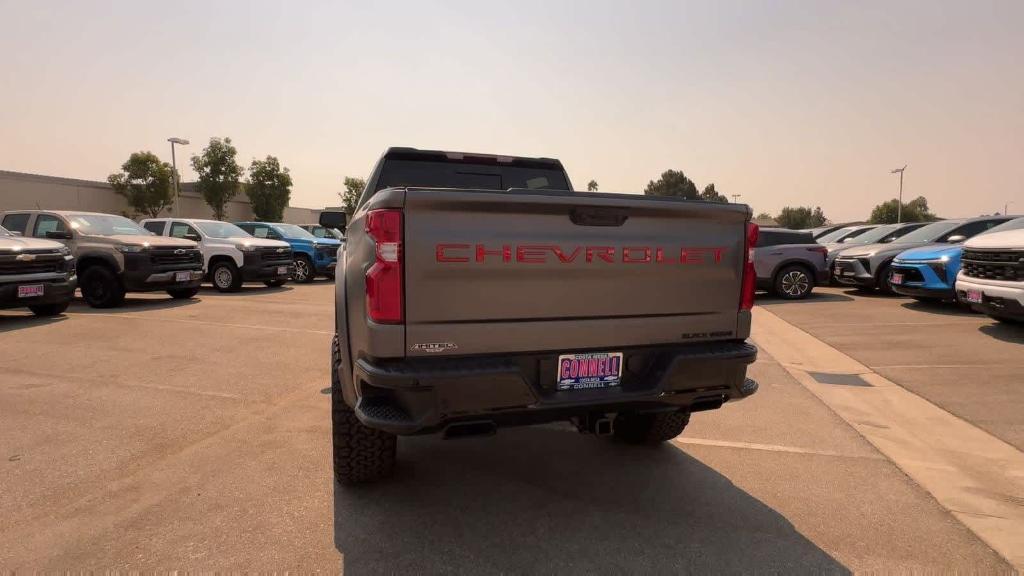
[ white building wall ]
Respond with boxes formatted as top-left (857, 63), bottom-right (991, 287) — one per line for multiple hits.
top-left (0, 170), bottom-right (322, 224)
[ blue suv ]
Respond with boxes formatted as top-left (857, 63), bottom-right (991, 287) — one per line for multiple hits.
top-left (890, 217), bottom-right (1024, 302)
top-left (889, 244), bottom-right (963, 302)
top-left (235, 222), bottom-right (341, 283)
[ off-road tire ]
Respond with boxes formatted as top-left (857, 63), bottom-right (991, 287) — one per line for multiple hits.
top-left (263, 279), bottom-right (287, 287)
top-left (80, 265), bottom-right (125, 308)
top-left (293, 255), bottom-right (315, 284)
top-left (331, 338), bottom-right (396, 484)
top-left (613, 411), bottom-right (691, 445)
top-left (28, 301), bottom-right (70, 316)
top-left (210, 260), bottom-right (243, 292)
top-left (773, 264), bottom-right (814, 300)
top-left (167, 287), bottom-right (200, 299)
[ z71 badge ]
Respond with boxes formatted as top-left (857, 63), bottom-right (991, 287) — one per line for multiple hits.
top-left (411, 342), bottom-right (458, 353)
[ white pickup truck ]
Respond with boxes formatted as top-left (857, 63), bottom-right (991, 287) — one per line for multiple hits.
top-left (141, 218), bottom-right (294, 292)
top-left (956, 217), bottom-right (1024, 324)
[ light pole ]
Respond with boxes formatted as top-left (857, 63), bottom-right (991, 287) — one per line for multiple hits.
top-left (890, 165), bottom-right (906, 223)
top-left (168, 137), bottom-right (189, 215)
top-left (1007, 201), bottom-right (1015, 215)
top-left (731, 194), bottom-right (741, 203)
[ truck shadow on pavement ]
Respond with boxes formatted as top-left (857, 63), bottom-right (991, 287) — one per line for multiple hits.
top-left (198, 285), bottom-right (294, 296)
top-left (979, 322), bottom-right (1024, 344)
top-left (67, 295), bottom-right (199, 314)
top-left (757, 291), bottom-right (854, 304)
top-left (333, 426), bottom-right (847, 574)
top-left (0, 312), bottom-right (68, 332)
top-left (900, 300), bottom-right (978, 318)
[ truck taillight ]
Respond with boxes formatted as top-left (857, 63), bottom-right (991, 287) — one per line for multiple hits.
top-left (741, 222), bottom-right (759, 310)
top-left (365, 209), bottom-right (403, 324)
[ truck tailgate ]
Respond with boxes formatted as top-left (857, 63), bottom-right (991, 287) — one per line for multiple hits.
top-left (403, 188), bottom-right (749, 356)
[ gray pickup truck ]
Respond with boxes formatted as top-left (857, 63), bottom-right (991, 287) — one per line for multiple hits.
top-left (320, 147), bottom-right (759, 484)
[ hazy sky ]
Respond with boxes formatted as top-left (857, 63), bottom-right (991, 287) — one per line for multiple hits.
top-left (2, 0), bottom-right (1021, 221)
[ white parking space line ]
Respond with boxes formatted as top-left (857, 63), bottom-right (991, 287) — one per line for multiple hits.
top-left (674, 437), bottom-right (885, 460)
top-left (68, 312), bottom-right (334, 335)
top-left (752, 306), bottom-right (1024, 570)
top-left (871, 364), bottom-right (1024, 369)
top-left (797, 321), bottom-right (987, 327)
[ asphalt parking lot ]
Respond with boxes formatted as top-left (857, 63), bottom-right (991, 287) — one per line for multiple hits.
top-left (1, 283), bottom-right (1020, 572)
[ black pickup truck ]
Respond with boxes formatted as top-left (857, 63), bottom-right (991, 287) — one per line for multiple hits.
top-left (321, 147), bottom-right (759, 483)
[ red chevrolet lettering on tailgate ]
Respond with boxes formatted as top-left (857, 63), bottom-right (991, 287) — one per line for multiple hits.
top-left (436, 244), bottom-right (726, 264)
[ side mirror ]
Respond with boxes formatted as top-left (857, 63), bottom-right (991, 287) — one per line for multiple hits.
top-left (946, 235), bottom-right (967, 244)
top-left (184, 232), bottom-right (201, 242)
top-left (319, 211), bottom-right (347, 236)
top-left (46, 230), bottom-right (73, 240)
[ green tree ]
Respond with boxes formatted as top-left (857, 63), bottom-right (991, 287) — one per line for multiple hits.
top-left (339, 176), bottom-right (366, 215)
top-left (755, 212), bottom-right (773, 220)
top-left (587, 179), bottom-right (599, 192)
top-left (869, 196), bottom-right (939, 224)
top-left (775, 206), bottom-right (828, 229)
top-left (699, 183), bottom-right (728, 203)
top-left (246, 155), bottom-right (292, 221)
top-left (191, 137), bottom-right (243, 220)
top-left (107, 151), bottom-right (176, 218)
top-left (811, 206), bottom-right (828, 227)
top-left (644, 170), bottom-right (699, 199)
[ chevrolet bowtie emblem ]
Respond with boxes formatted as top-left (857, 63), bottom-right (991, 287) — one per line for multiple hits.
top-left (15, 253), bottom-right (37, 261)
top-left (174, 249), bottom-right (186, 255)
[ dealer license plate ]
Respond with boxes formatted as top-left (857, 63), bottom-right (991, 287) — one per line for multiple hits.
top-left (890, 273), bottom-right (904, 285)
top-left (277, 266), bottom-right (289, 275)
top-left (965, 289), bottom-right (983, 304)
top-left (174, 271), bottom-right (191, 282)
top-left (17, 284), bottom-right (44, 298)
top-left (556, 352), bottom-right (623, 391)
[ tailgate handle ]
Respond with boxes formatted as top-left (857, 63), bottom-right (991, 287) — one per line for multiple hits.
top-left (569, 207), bottom-right (629, 227)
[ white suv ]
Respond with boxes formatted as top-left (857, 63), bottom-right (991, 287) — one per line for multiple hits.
top-left (141, 218), bottom-right (294, 292)
top-left (956, 217), bottom-right (1024, 324)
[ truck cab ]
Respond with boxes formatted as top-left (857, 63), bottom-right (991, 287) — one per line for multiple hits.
top-left (141, 218), bottom-right (294, 292)
top-left (0, 210), bottom-right (203, 308)
top-left (0, 224), bottom-right (77, 316)
top-left (234, 222), bottom-right (341, 283)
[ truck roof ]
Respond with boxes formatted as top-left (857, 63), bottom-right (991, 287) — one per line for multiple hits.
top-left (382, 147), bottom-right (564, 171)
top-left (141, 217), bottom-right (221, 224)
top-left (3, 209), bottom-right (111, 217)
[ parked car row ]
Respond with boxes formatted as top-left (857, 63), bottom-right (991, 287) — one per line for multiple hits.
top-left (754, 215), bottom-right (1024, 324)
top-left (0, 209), bottom-right (344, 315)
top-left (891, 217), bottom-right (1024, 323)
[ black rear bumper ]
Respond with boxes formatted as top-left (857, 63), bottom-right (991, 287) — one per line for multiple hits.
top-left (343, 341), bottom-right (758, 435)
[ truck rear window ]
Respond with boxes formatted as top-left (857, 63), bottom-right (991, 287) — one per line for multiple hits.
top-left (375, 160), bottom-right (570, 193)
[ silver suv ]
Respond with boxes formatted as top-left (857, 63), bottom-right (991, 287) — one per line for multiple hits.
top-left (753, 228), bottom-right (829, 299)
